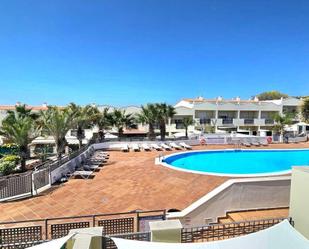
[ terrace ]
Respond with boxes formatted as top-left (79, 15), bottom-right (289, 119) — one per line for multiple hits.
top-left (1, 143), bottom-right (309, 222)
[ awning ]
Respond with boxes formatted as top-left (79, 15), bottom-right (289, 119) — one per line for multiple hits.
top-left (113, 220), bottom-right (309, 249)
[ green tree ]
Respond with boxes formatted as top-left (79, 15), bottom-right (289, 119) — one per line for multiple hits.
top-left (182, 116), bottom-right (194, 138)
top-left (272, 113), bottom-right (293, 142)
top-left (110, 109), bottom-right (134, 138)
top-left (136, 104), bottom-right (158, 140)
top-left (301, 97), bottom-right (309, 123)
top-left (0, 105), bottom-right (40, 172)
top-left (95, 107), bottom-right (112, 141)
top-left (155, 103), bottom-right (176, 140)
top-left (68, 103), bottom-right (98, 148)
top-left (39, 106), bottom-right (77, 159)
top-left (255, 91), bottom-right (288, 100)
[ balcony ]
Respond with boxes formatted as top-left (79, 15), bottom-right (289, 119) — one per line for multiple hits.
top-left (244, 118), bottom-right (254, 125)
top-left (199, 118), bottom-right (211, 125)
top-left (265, 119), bottom-right (274, 125)
top-left (222, 118), bottom-right (233, 125)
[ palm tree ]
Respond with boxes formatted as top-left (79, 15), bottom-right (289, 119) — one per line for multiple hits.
top-left (137, 104), bottom-right (158, 140)
top-left (0, 105), bottom-right (40, 171)
top-left (39, 106), bottom-right (77, 159)
top-left (155, 103), bottom-right (176, 140)
top-left (110, 109), bottom-right (134, 138)
top-left (182, 116), bottom-right (194, 138)
top-left (301, 97), bottom-right (309, 123)
top-left (95, 107), bottom-right (112, 142)
top-left (68, 103), bottom-right (98, 148)
top-left (272, 113), bottom-right (293, 142)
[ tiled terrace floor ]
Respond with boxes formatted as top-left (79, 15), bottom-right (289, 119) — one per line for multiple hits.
top-left (1, 142), bottom-right (309, 222)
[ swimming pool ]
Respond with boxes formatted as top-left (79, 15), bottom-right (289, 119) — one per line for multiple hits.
top-left (162, 149), bottom-right (309, 177)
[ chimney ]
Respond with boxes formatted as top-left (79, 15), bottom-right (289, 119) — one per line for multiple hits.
top-left (15, 101), bottom-right (21, 106)
top-left (42, 102), bottom-right (48, 108)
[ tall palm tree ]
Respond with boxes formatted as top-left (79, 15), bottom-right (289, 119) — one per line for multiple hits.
top-left (68, 103), bottom-right (98, 148)
top-left (137, 104), bottom-right (158, 140)
top-left (272, 113), bottom-right (293, 142)
top-left (0, 105), bottom-right (40, 172)
top-left (182, 116), bottom-right (194, 138)
top-left (110, 109), bottom-right (134, 138)
top-left (95, 107), bottom-right (112, 142)
top-left (155, 103), bottom-right (176, 140)
top-left (39, 106), bottom-right (77, 159)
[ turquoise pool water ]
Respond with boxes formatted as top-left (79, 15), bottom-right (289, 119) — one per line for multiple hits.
top-left (163, 149), bottom-right (309, 176)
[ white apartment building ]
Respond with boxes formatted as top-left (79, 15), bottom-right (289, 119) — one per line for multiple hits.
top-left (170, 97), bottom-right (303, 136)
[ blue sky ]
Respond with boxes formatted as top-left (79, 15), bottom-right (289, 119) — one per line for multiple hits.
top-left (0, 0), bottom-right (308, 106)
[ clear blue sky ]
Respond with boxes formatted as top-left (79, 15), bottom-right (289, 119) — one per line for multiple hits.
top-left (0, 0), bottom-right (308, 106)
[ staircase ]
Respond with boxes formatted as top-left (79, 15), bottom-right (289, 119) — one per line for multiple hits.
top-left (217, 207), bottom-right (289, 224)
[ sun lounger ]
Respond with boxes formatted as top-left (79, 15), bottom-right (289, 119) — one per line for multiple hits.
top-left (260, 139), bottom-right (269, 146)
top-left (241, 139), bottom-right (251, 147)
top-left (169, 142), bottom-right (182, 150)
top-left (83, 165), bottom-right (100, 171)
top-left (151, 143), bottom-right (162, 151)
top-left (121, 144), bottom-right (129, 152)
top-left (179, 142), bottom-right (192, 150)
top-left (141, 143), bottom-right (151, 151)
top-left (250, 138), bottom-right (260, 146)
top-left (72, 170), bottom-right (93, 179)
top-left (160, 143), bottom-right (172, 151)
top-left (131, 143), bottom-right (140, 152)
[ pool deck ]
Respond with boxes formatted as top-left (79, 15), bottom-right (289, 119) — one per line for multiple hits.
top-left (1, 142), bottom-right (309, 222)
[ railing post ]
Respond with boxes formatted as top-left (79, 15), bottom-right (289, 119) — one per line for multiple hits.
top-left (45, 219), bottom-right (48, 240)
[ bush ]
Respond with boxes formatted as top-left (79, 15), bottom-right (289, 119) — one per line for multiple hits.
top-left (0, 143), bottom-right (19, 155)
top-left (2, 155), bottom-right (20, 164)
top-left (0, 161), bottom-right (16, 175)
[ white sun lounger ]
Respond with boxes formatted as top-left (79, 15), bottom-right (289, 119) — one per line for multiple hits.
top-left (250, 138), bottom-right (260, 146)
top-left (241, 139), bottom-right (251, 147)
top-left (141, 143), bottom-right (151, 151)
top-left (121, 144), bottom-right (129, 152)
top-left (72, 170), bottom-right (93, 179)
top-left (260, 139), bottom-right (269, 146)
top-left (179, 142), bottom-right (192, 150)
top-left (131, 143), bottom-right (140, 152)
top-left (160, 143), bottom-right (172, 151)
top-left (151, 143), bottom-right (162, 151)
top-left (169, 142), bottom-right (182, 150)
top-left (83, 165), bottom-right (100, 171)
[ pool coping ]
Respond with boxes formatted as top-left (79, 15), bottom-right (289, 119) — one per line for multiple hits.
top-left (159, 148), bottom-right (309, 177)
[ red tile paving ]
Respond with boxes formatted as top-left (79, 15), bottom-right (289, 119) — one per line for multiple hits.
top-left (1, 142), bottom-right (309, 222)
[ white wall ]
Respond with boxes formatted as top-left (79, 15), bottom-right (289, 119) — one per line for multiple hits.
top-left (289, 167), bottom-right (309, 239)
top-left (168, 177), bottom-right (291, 227)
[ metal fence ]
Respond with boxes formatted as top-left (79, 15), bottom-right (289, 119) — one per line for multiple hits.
top-left (0, 144), bottom-right (92, 202)
top-left (181, 217), bottom-right (293, 243)
top-left (0, 210), bottom-right (166, 249)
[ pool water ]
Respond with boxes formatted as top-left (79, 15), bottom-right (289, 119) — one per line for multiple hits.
top-left (163, 149), bottom-right (309, 176)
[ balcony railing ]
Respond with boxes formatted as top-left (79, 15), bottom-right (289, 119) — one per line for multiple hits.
top-left (199, 118), bottom-right (211, 125)
top-left (244, 118), bottom-right (254, 125)
top-left (222, 118), bottom-right (233, 124)
top-left (265, 119), bottom-right (274, 124)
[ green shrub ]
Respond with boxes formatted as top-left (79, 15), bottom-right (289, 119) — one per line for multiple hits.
top-left (0, 161), bottom-right (16, 175)
top-left (2, 155), bottom-right (20, 164)
top-left (0, 143), bottom-right (19, 155)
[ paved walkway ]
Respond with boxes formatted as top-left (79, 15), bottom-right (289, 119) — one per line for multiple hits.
top-left (1, 142), bottom-right (308, 222)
